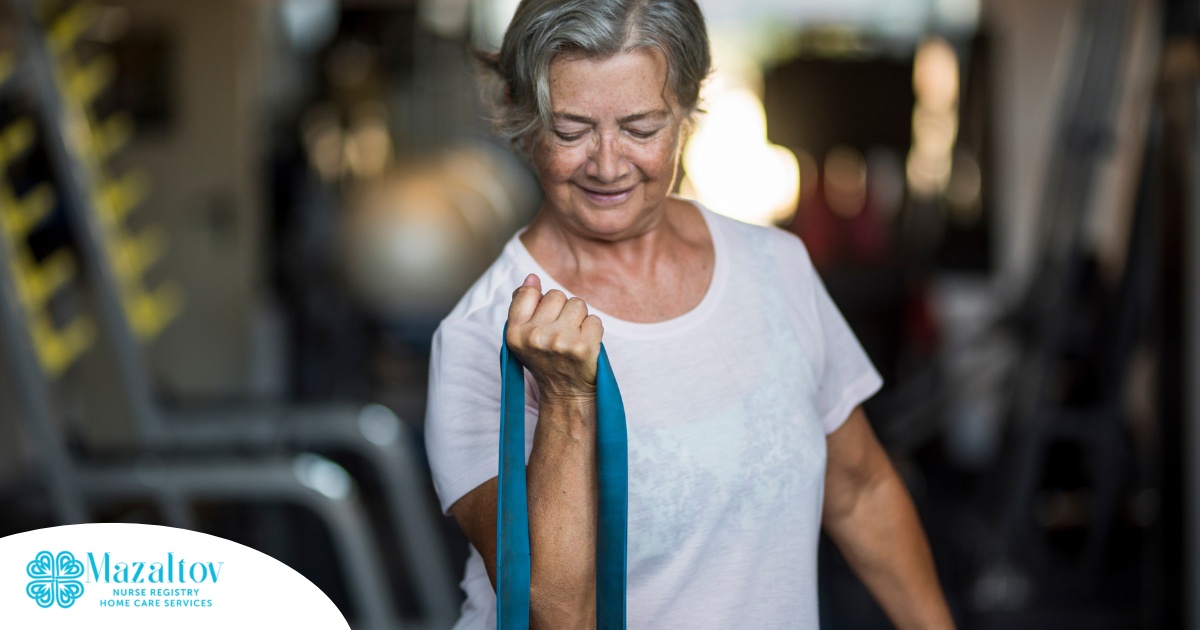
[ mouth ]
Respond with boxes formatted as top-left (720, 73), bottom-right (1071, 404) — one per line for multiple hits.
top-left (577, 184), bottom-right (635, 205)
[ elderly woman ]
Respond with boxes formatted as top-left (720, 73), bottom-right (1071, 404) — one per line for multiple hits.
top-left (425, 0), bottom-right (954, 627)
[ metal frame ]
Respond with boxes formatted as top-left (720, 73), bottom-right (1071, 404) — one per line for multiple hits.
top-left (1186, 74), bottom-right (1200, 630)
top-left (994, 0), bottom-right (1133, 565)
top-left (4, 0), bottom-right (459, 625)
top-left (0, 170), bottom-right (401, 629)
top-left (0, 1), bottom-right (459, 627)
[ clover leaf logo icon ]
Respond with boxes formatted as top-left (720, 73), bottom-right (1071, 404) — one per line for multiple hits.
top-left (26, 551), bottom-right (85, 608)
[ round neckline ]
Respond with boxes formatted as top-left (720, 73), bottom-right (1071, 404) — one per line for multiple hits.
top-left (506, 197), bottom-right (729, 340)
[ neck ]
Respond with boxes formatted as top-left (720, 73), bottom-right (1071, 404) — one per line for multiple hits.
top-left (522, 198), bottom-right (684, 282)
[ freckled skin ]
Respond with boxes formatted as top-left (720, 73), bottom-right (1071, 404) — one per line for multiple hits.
top-left (531, 48), bottom-right (684, 241)
top-left (519, 48), bottom-right (715, 323)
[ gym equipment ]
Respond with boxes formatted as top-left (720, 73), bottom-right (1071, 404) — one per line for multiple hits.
top-left (0, 0), bottom-right (460, 626)
top-left (0, 114), bottom-right (93, 377)
top-left (946, 0), bottom-right (1164, 611)
top-left (992, 0), bottom-right (1140, 574)
top-left (0, 117), bottom-right (403, 628)
top-left (339, 144), bottom-right (539, 320)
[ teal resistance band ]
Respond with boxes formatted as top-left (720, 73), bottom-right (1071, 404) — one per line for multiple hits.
top-left (497, 322), bottom-right (628, 629)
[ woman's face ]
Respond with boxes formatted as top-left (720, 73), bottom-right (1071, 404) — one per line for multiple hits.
top-left (531, 48), bottom-right (684, 240)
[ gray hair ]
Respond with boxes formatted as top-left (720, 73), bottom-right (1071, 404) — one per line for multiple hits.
top-left (476, 0), bottom-right (711, 157)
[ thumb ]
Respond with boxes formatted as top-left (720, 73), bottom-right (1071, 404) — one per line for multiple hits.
top-left (522, 273), bottom-right (542, 292)
top-left (508, 273), bottom-right (543, 326)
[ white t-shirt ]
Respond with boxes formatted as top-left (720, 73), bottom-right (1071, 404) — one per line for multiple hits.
top-left (425, 200), bottom-right (882, 629)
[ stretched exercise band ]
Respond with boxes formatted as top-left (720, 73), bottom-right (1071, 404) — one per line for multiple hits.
top-left (497, 322), bottom-right (628, 629)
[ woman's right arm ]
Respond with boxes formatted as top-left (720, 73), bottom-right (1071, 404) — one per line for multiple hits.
top-left (449, 273), bottom-right (603, 630)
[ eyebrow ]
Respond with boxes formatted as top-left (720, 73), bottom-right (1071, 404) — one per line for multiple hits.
top-left (553, 109), bottom-right (671, 125)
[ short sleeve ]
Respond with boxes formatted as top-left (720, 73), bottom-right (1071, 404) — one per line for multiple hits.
top-left (424, 317), bottom-right (508, 514)
top-left (810, 269), bottom-right (884, 434)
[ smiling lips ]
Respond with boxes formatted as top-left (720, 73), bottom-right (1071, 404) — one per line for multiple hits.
top-left (578, 184), bottom-right (635, 205)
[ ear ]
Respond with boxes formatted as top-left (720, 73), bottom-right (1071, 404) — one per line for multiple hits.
top-left (516, 134), bottom-right (540, 169)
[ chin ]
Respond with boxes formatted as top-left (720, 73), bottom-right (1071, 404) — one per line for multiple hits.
top-left (574, 212), bottom-right (640, 239)
top-left (569, 197), bottom-right (657, 237)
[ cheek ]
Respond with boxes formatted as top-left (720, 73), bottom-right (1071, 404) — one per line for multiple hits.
top-left (631, 139), bottom-right (680, 179)
top-left (536, 145), bottom-right (588, 182)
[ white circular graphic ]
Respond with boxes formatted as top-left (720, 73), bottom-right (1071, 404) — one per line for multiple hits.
top-left (0, 523), bottom-right (350, 628)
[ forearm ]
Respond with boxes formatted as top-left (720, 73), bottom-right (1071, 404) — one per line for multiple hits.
top-left (824, 469), bottom-right (953, 630)
top-left (526, 395), bottom-right (599, 629)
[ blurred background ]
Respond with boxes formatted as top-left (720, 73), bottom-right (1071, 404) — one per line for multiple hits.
top-left (0, 0), bottom-right (1195, 627)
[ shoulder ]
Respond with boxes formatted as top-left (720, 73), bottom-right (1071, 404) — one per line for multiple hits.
top-left (687, 202), bottom-right (823, 324)
top-left (429, 235), bottom-right (528, 364)
top-left (687, 200), bottom-right (816, 274)
top-left (433, 237), bottom-right (525, 348)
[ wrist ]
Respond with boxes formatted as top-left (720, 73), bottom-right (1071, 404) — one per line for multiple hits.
top-left (536, 390), bottom-right (597, 437)
top-left (538, 390), bottom-right (596, 412)
top-left (536, 377), bottom-right (596, 406)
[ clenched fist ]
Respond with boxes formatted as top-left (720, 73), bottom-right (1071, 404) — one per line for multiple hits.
top-left (506, 273), bottom-right (603, 405)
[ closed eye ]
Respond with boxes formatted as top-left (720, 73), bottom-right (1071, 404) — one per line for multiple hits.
top-left (554, 130), bottom-right (587, 142)
top-left (627, 127), bottom-right (663, 140)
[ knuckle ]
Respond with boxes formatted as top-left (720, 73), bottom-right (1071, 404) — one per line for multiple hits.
top-left (508, 333), bottom-right (530, 353)
top-left (585, 314), bottom-right (603, 335)
top-left (545, 289), bottom-right (566, 301)
top-left (551, 335), bottom-right (573, 354)
top-left (527, 329), bottom-right (550, 349)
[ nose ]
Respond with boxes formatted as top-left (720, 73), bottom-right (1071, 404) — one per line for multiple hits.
top-left (587, 132), bottom-right (628, 184)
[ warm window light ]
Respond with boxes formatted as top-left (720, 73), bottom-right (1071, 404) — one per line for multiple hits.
top-left (907, 36), bottom-right (960, 198)
top-left (682, 88), bottom-right (801, 226)
top-left (796, 149), bottom-right (819, 204)
top-left (913, 38), bottom-right (959, 111)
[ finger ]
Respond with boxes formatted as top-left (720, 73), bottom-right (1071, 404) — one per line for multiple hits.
top-left (508, 278), bottom-right (543, 326)
top-left (559, 296), bottom-right (589, 328)
top-left (581, 313), bottom-right (603, 347)
top-left (531, 289), bottom-right (568, 324)
top-left (580, 314), bottom-right (603, 377)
